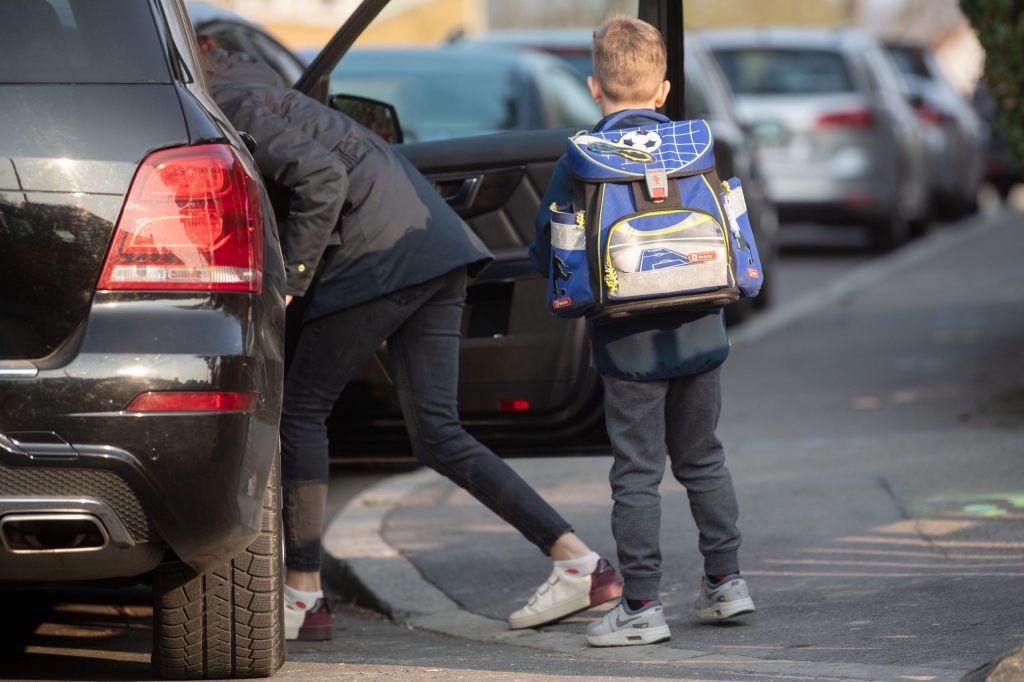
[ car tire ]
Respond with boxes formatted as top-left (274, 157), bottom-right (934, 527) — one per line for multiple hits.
top-left (870, 212), bottom-right (909, 253)
top-left (752, 274), bottom-right (771, 311)
top-left (151, 457), bottom-right (285, 680)
top-left (996, 181), bottom-right (1014, 203)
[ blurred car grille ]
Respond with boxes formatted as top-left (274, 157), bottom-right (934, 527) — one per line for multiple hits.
top-left (0, 462), bottom-right (157, 543)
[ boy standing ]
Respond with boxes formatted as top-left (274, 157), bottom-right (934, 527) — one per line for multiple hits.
top-left (529, 16), bottom-right (755, 647)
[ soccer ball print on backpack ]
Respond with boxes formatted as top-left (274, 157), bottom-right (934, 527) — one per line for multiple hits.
top-left (545, 110), bottom-right (763, 321)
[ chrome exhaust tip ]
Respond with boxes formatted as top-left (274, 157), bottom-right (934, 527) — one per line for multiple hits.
top-left (0, 513), bottom-right (109, 553)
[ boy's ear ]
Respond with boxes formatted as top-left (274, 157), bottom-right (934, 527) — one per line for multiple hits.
top-left (587, 76), bottom-right (603, 104)
top-left (653, 80), bottom-right (671, 109)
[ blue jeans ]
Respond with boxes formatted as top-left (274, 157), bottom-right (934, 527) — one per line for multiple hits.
top-left (280, 268), bottom-right (573, 571)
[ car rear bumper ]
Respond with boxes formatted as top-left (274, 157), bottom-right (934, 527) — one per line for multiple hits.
top-left (0, 293), bottom-right (284, 580)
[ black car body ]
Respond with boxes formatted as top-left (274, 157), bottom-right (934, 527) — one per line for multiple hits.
top-left (190, 4), bottom-right (772, 460)
top-left (1, 0), bottom-right (286, 678)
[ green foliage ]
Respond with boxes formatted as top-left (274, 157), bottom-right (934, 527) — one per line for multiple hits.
top-left (961, 0), bottom-right (1024, 166)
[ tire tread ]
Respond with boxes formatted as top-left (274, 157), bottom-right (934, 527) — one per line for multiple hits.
top-left (152, 458), bottom-right (284, 679)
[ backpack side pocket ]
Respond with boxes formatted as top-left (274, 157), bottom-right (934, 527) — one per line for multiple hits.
top-left (720, 177), bottom-right (763, 299)
top-left (547, 203), bottom-right (594, 318)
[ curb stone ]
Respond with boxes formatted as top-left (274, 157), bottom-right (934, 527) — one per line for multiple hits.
top-left (320, 217), bottom-right (1011, 679)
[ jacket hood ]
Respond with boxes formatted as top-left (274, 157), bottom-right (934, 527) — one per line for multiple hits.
top-left (206, 48), bottom-right (287, 89)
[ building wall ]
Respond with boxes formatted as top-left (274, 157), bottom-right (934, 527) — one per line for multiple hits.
top-left (682, 0), bottom-right (855, 29)
top-left (204, 0), bottom-right (482, 49)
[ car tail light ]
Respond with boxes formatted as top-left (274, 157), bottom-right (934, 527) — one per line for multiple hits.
top-left (498, 399), bottom-right (530, 412)
top-left (97, 144), bottom-right (263, 292)
top-left (815, 109), bottom-right (874, 130)
top-left (915, 104), bottom-right (949, 125)
top-left (126, 391), bottom-right (258, 413)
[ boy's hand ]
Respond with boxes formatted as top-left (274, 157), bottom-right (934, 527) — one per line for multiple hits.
top-left (285, 295), bottom-right (293, 307)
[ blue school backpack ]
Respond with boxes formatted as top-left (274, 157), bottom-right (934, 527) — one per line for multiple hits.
top-left (546, 110), bottom-right (763, 321)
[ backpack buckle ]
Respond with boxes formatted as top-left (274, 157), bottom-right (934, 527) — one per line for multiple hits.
top-left (645, 168), bottom-right (668, 202)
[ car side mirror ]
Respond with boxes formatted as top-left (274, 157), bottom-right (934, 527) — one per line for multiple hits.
top-left (327, 94), bottom-right (404, 145)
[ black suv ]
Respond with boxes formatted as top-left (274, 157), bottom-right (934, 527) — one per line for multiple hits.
top-left (0, 0), bottom-right (286, 678)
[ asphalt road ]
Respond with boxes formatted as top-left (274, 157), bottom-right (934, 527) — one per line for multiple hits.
top-left (1, 208), bottom-right (1017, 681)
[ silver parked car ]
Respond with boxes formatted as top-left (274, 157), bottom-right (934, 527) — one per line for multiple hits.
top-left (705, 28), bottom-right (931, 250)
top-left (885, 42), bottom-right (986, 218)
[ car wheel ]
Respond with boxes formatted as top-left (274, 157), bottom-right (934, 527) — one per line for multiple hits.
top-left (724, 297), bottom-right (755, 326)
top-left (909, 205), bottom-right (931, 239)
top-left (151, 457), bottom-right (285, 679)
top-left (870, 212), bottom-right (909, 253)
top-left (752, 274), bottom-right (771, 311)
top-left (996, 181), bottom-right (1014, 203)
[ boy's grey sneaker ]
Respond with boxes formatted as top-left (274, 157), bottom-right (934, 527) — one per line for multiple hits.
top-left (694, 574), bottom-right (755, 621)
top-left (585, 600), bottom-right (671, 647)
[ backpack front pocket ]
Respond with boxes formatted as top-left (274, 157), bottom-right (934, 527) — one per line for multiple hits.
top-left (601, 209), bottom-right (731, 302)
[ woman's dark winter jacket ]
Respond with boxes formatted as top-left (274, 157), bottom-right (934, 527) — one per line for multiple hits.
top-left (206, 51), bottom-right (492, 319)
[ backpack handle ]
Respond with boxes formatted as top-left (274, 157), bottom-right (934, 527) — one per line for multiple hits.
top-left (597, 109), bottom-right (671, 131)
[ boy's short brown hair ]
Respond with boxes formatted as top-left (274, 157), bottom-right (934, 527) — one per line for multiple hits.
top-left (592, 16), bottom-right (667, 103)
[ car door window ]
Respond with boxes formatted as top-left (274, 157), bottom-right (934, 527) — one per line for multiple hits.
top-left (327, 51), bottom-right (523, 142)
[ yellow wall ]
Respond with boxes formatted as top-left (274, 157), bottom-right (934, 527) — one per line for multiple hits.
top-left (683, 0), bottom-right (855, 29)
top-left (265, 0), bottom-right (482, 51)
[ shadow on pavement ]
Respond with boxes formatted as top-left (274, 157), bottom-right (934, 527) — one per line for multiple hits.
top-left (0, 585), bottom-right (154, 681)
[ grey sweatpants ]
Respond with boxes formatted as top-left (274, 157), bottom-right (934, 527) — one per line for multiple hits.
top-left (602, 366), bottom-right (741, 601)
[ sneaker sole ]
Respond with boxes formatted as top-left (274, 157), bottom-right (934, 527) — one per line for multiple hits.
top-left (296, 623), bottom-right (333, 641)
top-left (586, 624), bottom-right (671, 647)
top-left (508, 592), bottom-right (591, 630)
top-left (695, 596), bottom-right (755, 622)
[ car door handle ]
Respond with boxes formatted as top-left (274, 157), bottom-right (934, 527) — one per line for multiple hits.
top-left (437, 176), bottom-right (481, 212)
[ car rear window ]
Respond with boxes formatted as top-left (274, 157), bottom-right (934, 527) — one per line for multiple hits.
top-left (886, 46), bottom-right (930, 80)
top-left (0, 0), bottom-right (170, 83)
top-left (713, 48), bottom-right (854, 95)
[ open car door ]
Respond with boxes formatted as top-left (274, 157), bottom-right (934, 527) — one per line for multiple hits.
top-left (292, 0), bottom-right (682, 459)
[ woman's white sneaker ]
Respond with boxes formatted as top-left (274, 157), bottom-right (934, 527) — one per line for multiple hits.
top-left (585, 600), bottom-right (671, 647)
top-left (508, 557), bottom-right (622, 629)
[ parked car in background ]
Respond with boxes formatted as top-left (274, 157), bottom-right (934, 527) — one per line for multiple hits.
top-left (2, 0), bottom-right (286, 678)
top-left (459, 28), bottom-right (595, 79)
top-left (973, 78), bottom-right (1021, 202)
top-left (705, 28), bottom-right (931, 250)
top-left (884, 41), bottom-right (985, 217)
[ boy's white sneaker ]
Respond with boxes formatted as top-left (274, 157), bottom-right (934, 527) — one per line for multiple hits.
top-left (694, 574), bottom-right (755, 621)
top-left (586, 600), bottom-right (671, 647)
top-left (508, 557), bottom-right (622, 629)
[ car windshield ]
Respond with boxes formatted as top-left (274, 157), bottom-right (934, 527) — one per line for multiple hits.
top-left (713, 48), bottom-right (853, 95)
top-left (885, 46), bottom-right (930, 80)
top-left (329, 51), bottom-right (520, 142)
top-left (0, 0), bottom-right (169, 84)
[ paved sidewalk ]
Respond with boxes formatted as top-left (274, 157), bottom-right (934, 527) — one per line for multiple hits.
top-left (325, 210), bottom-right (1024, 681)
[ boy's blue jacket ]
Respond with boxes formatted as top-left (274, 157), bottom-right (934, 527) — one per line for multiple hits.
top-left (528, 110), bottom-right (730, 381)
